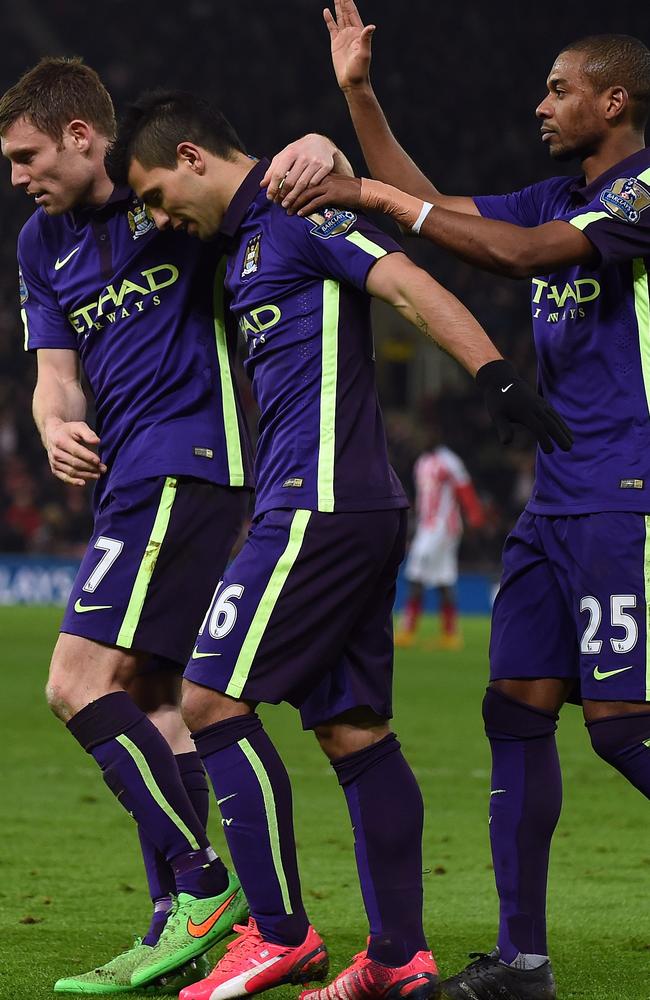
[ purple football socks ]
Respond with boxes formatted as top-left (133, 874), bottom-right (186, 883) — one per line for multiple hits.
top-left (332, 733), bottom-right (428, 967)
top-left (483, 687), bottom-right (561, 964)
top-left (67, 692), bottom-right (228, 900)
top-left (588, 711), bottom-right (650, 795)
top-left (139, 751), bottom-right (210, 944)
top-left (193, 712), bottom-right (309, 946)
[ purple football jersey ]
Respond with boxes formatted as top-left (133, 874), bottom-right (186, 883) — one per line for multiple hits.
top-left (18, 186), bottom-right (253, 507)
top-left (219, 159), bottom-right (408, 516)
top-left (475, 147), bottom-right (650, 514)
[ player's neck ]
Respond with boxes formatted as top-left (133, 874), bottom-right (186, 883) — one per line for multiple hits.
top-left (82, 168), bottom-right (115, 207)
top-left (214, 153), bottom-right (258, 216)
top-left (580, 133), bottom-right (645, 186)
top-left (81, 139), bottom-right (116, 208)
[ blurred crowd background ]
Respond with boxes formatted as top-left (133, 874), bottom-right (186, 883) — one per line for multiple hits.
top-left (0, 0), bottom-right (647, 567)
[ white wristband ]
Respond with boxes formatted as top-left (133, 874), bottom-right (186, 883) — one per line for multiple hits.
top-left (412, 202), bottom-right (434, 235)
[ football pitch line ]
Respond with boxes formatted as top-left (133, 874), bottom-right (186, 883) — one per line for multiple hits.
top-left (1, 608), bottom-right (649, 999)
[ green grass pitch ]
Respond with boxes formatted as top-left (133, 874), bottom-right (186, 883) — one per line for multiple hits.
top-left (1, 607), bottom-right (649, 999)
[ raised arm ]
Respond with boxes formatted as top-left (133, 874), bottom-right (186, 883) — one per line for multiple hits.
top-left (365, 253), bottom-right (573, 452)
top-left (33, 348), bottom-right (106, 486)
top-left (327, 0), bottom-right (478, 213)
top-left (292, 175), bottom-right (598, 278)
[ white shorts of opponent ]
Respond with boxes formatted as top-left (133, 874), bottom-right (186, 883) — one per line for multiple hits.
top-left (404, 525), bottom-right (460, 588)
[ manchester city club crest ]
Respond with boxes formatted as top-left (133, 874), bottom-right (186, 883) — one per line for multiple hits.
top-left (600, 176), bottom-right (650, 224)
top-left (241, 233), bottom-right (262, 278)
top-left (128, 200), bottom-right (156, 239)
top-left (308, 206), bottom-right (357, 240)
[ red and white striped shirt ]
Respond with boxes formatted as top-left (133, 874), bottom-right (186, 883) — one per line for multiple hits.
top-left (413, 447), bottom-right (484, 534)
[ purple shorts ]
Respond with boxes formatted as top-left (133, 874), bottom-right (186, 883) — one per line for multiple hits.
top-left (185, 507), bottom-right (407, 729)
top-left (61, 476), bottom-right (248, 665)
top-left (490, 510), bottom-right (650, 701)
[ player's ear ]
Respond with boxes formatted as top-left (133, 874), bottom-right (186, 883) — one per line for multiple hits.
top-left (177, 142), bottom-right (206, 174)
top-left (603, 85), bottom-right (628, 122)
top-left (66, 120), bottom-right (93, 152)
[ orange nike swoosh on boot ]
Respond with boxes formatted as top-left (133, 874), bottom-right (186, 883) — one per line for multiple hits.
top-left (187, 891), bottom-right (239, 938)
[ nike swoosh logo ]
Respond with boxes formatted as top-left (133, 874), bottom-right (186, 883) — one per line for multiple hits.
top-left (593, 664), bottom-right (634, 681)
top-left (490, 789), bottom-right (506, 796)
top-left (191, 645), bottom-right (222, 659)
top-left (186, 890), bottom-right (238, 938)
top-left (74, 599), bottom-right (112, 613)
top-left (54, 247), bottom-right (81, 270)
top-left (501, 383), bottom-right (514, 393)
top-left (217, 793), bottom-right (238, 806)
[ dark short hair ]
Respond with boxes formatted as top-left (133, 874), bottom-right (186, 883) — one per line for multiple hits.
top-left (561, 34), bottom-right (650, 130)
top-left (0, 56), bottom-right (115, 142)
top-left (107, 90), bottom-right (246, 185)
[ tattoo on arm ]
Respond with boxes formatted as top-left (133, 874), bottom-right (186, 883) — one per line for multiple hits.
top-left (415, 312), bottom-right (447, 356)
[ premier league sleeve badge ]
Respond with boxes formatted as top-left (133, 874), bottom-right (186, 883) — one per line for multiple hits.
top-left (600, 176), bottom-right (650, 224)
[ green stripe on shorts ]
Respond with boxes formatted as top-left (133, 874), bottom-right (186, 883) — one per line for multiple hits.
top-left (116, 733), bottom-right (201, 850)
top-left (116, 477), bottom-right (177, 648)
top-left (225, 509), bottom-right (312, 699)
top-left (238, 737), bottom-right (292, 913)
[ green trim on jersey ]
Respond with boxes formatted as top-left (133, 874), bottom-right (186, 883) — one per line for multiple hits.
top-left (20, 309), bottom-right (29, 351)
top-left (238, 737), bottom-right (293, 914)
top-left (225, 509), bottom-right (312, 698)
top-left (345, 231), bottom-right (388, 259)
top-left (318, 280), bottom-right (340, 512)
top-left (115, 732), bottom-right (201, 850)
top-left (633, 258), bottom-right (650, 418)
top-left (639, 166), bottom-right (650, 185)
top-left (116, 476), bottom-right (177, 648)
top-left (213, 258), bottom-right (245, 487)
top-left (645, 515), bottom-right (650, 701)
top-left (569, 210), bottom-right (610, 231)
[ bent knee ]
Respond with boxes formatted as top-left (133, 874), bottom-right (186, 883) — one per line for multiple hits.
top-left (45, 678), bottom-right (73, 722)
top-left (180, 680), bottom-right (250, 732)
top-left (314, 708), bottom-right (390, 760)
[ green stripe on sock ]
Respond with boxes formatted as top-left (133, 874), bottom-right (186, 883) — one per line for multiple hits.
top-left (238, 736), bottom-right (292, 914)
top-left (317, 280), bottom-right (339, 512)
top-left (213, 258), bottom-right (245, 487)
top-left (116, 477), bottom-right (177, 648)
top-left (225, 509), bottom-right (311, 699)
top-left (115, 733), bottom-right (201, 850)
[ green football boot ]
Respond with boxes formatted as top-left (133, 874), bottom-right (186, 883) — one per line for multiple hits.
top-left (54, 939), bottom-right (212, 994)
top-left (131, 872), bottom-right (248, 988)
top-left (54, 939), bottom-right (153, 994)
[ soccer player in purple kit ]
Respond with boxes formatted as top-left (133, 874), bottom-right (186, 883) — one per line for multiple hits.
top-left (0, 58), bottom-right (255, 993)
top-left (273, 3), bottom-right (650, 997)
top-left (109, 90), bottom-right (571, 1000)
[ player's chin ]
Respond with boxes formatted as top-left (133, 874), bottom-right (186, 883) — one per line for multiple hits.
top-left (41, 199), bottom-right (70, 216)
top-left (547, 140), bottom-right (577, 162)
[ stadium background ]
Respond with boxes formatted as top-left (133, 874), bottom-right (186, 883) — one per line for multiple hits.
top-left (1, 0), bottom-right (646, 576)
top-left (2, 5), bottom-right (650, 1000)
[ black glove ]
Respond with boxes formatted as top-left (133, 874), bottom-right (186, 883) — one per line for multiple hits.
top-left (476, 359), bottom-right (573, 454)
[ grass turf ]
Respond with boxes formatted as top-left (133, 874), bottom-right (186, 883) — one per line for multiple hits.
top-left (1, 608), bottom-right (648, 999)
